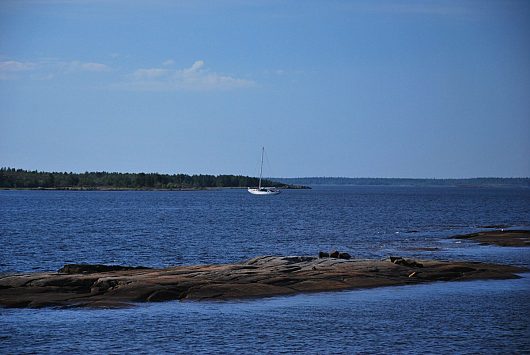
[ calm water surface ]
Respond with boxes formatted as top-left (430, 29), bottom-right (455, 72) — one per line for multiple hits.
top-left (1, 186), bottom-right (529, 353)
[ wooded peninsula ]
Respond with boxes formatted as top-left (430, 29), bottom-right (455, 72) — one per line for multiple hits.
top-left (0, 168), bottom-right (292, 190)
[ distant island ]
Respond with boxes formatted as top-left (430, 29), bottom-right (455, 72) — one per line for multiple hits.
top-left (275, 177), bottom-right (530, 188)
top-left (0, 168), bottom-right (304, 190)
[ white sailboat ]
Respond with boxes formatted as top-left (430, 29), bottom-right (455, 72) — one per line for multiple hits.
top-left (248, 147), bottom-right (281, 195)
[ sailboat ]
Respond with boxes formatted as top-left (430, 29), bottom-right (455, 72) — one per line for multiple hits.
top-left (248, 147), bottom-right (281, 195)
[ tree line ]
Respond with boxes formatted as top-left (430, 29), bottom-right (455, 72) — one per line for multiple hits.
top-left (0, 168), bottom-right (290, 189)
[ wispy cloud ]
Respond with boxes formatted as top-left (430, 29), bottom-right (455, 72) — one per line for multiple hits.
top-left (0, 58), bottom-right (111, 80)
top-left (0, 60), bottom-right (37, 79)
top-left (132, 68), bottom-right (170, 79)
top-left (0, 60), bottom-right (36, 72)
top-left (162, 59), bottom-right (175, 66)
top-left (1, 58), bottom-right (255, 91)
top-left (119, 60), bottom-right (255, 91)
top-left (65, 61), bottom-right (111, 72)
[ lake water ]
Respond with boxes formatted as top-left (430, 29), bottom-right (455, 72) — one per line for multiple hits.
top-left (1, 186), bottom-right (529, 353)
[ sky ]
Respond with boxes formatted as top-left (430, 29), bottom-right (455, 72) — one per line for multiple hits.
top-left (0, 0), bottom-right (529, 178)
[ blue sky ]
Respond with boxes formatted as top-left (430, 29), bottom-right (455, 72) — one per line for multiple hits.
top-left (1, 0), bottom-right (529, 178)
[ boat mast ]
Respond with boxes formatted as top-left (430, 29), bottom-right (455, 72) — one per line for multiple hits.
top-left (258, 146), bottom-right (264, 189)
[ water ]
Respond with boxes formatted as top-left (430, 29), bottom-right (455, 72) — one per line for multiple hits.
top-left (1, 186), bottom-right (529, 272)
top-left (1, 186), bottom-right (529, 353)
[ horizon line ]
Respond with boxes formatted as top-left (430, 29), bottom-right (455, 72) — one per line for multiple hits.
top-left (1, 167), bottom-right (529, 180)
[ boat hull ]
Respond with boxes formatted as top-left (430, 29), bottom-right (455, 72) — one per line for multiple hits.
top-left (247, 188), bottom-right (281, 195)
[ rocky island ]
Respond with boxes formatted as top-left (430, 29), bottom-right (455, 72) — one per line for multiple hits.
top-left (0, 254), bottom-right (525, 309)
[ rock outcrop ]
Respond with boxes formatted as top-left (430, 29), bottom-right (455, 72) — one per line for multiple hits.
top-left (0, 256), bottom-right (525, 309)
top-left (452, 230), bottom-right (530, 247)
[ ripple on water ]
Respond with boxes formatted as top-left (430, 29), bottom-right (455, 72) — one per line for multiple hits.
top-left (1, 187), bottom-right (529, 353)
top-left (1, 275), bottom-right (529, 353)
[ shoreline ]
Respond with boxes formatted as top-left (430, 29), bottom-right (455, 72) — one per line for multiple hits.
top-left (0, 186), bottom-right (310, 192)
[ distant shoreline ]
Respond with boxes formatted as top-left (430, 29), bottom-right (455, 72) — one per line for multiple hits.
top-left (0, 186), bottom-right (309, 192)
top-left (276, 177), bottom-right (530, 188)
top-left (1, 184), bottom-right (527, 191)
top-left (0, 187), bottom-right (220, 191)
top-left (0, 168), bottom-right (307, 190)
top-left (2, 168), bottom-right (527, 190)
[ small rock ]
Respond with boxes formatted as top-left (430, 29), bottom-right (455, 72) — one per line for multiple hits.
top-left (389, 256), bottom-right (402, 263)
top-left (330, 250), bottom-right (340, 258)
top-left (319, 251), bottom-right (329, 258)
top-left (338, 252), bottom-right (351, 260)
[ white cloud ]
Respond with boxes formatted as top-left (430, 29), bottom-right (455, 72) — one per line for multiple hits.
top-left (183, 60), bottom-right (204, 74)
top-left (0, 60), bottom-right (37, 79)
top-left (0, 60), bottom-right (36, 72)
top-left (0, 58), bottom-right (111, 80)
top-left (2, 58), bottom-right (254, 91)
top-left (120, 60), bottom-right (255, 91)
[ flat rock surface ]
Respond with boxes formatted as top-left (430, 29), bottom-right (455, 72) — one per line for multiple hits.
top-left (452, 230), bottom-right (530, 247)
top-left (0, 256), bottom-right (525, 309)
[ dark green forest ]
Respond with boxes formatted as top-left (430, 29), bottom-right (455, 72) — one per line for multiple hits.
top-left (0, 168), bottom-right (291, 190)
